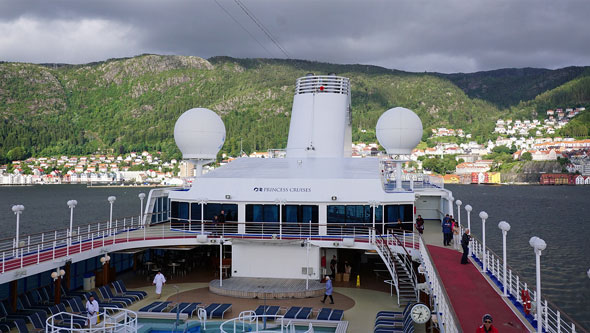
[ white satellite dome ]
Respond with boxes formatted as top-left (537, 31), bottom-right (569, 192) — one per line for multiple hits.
top-left (376, 107), bottom-right (423, 155)
top-left (174, 108), bottom-right (226, 159)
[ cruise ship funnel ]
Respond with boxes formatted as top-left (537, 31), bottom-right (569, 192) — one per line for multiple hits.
top-left (286, 75), bottom-right (352, 158)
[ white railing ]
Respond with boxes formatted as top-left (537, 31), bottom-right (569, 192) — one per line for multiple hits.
top-left (418, 236), bottom-right (460, 333)
top-left (469, 236), bottom-right (582, 333)
top-left (295, 75), bottom-right (350, 95)
top-left (385, 231), bottom-right (418, 300)
top-left (374, 234), bottom-right (400, 305)
top-left (46, 307), bottom-right (137, 332)
top-left (220, 311), bottom-right (315, 333)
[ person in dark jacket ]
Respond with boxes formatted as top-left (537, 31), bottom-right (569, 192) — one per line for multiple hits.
top-left (442, 216), bottom-right (452, 246)
top-left (461, 228), bottom-right (471, 264)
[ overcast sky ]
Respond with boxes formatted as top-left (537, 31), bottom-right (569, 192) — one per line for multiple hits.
top-left (1, 0), bottom-right (589, 73)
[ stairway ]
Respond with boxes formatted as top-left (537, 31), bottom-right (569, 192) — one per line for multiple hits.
top-left (374, 233), bottom-right (418, 307)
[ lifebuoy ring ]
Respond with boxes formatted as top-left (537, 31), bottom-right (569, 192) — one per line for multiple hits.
top-left (521, 289), bottom-right (532, 315)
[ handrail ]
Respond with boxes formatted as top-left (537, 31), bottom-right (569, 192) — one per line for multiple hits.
top-left (220, 311), bottom-right (315, 333)
top-left (418, 235), bottom-right (460, 333)
top-left (469, 234), bottom-right (585, 333)
top-left (373, 232), bottom-right (400, 305)
top-left (386, 230), bottom-right (418, 301)
top-left (46, 307), bottom-right (137, 332)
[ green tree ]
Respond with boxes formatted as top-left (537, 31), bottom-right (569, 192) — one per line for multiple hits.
top-left (520, 152), bottom-right (532, 161)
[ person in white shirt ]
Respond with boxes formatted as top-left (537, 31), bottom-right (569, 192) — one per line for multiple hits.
top-left (153, 271), bottom-right (166, 298)
top-left (86, 295), bottom-right (99, 326)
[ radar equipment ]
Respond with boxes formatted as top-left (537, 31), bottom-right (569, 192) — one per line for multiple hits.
top-left (174, 108), bottom-right (226, 177)
top-left (376, 107), bottom-right (423, 190)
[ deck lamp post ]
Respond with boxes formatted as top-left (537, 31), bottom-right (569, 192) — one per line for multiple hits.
top-left (479, 211), bottom-right (488, 273)
top-left (138, 193), bottom-right (146, 226)
top-left (498, 221), bottom-right (511, 296)
top-left (529, 236), bottom-right (547, 333)
top-left (67, 200), bottom-right (77, 247)
top-left (100, 254), bottom-right (111, 285)
top-left (305, 239), bottom-right (310, 290)
top-left (199, 199), bottom-right (207, 234)
top-left (275, 198), bottom-right (285, 239)
top-left (465, 205), bottom-right (472, 256)
top-left (51, 267), bottom-right (66, 305)
top-left (219, 239), bottom-right (224, 287)
top-left (12, 205), bottom-right (24, 258)
top-left (455, 200), bottom-right (462, 228)
top-left (108, 196), bottom-right (116, 236)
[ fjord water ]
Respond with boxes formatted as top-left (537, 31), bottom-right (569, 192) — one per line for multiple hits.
top-left (446, 184), bottom-right (590, 330)
top-left (0, 184), bottom-right (589, 328)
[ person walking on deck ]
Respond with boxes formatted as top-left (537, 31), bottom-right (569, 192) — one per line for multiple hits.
top-left (153, 271), bottom-right (166, 299)
top-left (476, 314), bottom-right (498, 333)
top-left (321, 276), bottom-right (334, 304)
top-left (461, 229), bottom-right (471, 264)
top-left (415, 215), bottom-right (424, 234)
top-left (452, 219), bottom-right (461, 250)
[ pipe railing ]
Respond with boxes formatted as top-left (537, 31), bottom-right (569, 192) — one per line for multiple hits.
top-left (469, 235), bottom-right (584, 333)
top-left (418, 235), bottom-right (460, 333)
top-left (385, 230), bottom-right (418, 301)
top-left (373, 232), bottom-right (400, 305)
top-left (46, 307), bottom-right (137, 332)
top-left (220, 310), bottom-right (316, 333)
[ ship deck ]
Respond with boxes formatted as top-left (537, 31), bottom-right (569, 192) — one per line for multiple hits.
top-left (421, 220), bottom-right (533, 332)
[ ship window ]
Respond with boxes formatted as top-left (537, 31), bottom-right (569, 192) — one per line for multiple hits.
top-left (283, 205), bottom-right (319, 223)
top-left (170, 201), bottom-right (189, 221)
top-left (384, 204), bottom-right (413, 222)
top-left (246, 204), bottom-right (279, 222)
top-left (327, 205), bottom-right (381, 225)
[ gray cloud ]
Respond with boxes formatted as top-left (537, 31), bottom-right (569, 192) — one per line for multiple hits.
top-left (1, 0), bottom-right (589, 73)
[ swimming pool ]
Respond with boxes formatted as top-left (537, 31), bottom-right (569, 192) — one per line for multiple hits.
top-left (137, 318), bottom-right (337, 333)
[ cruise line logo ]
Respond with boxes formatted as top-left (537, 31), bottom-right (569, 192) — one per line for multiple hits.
top-left (253, 187), bottom-right (311, 193)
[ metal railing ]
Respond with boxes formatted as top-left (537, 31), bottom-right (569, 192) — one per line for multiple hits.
top-left (469, 236), bottom-right (585, 333)
top-left (385, 231), bottom-right (418, 301)
top-left (418, 235), bottom-right (460, 333)
top-left (220, 311), bottom-right (316, 333)
top-left (295, 75), bottom-right (350, 95)
top-left (46, 307), bottom-right (137, 332)
top-left (374, 233), bottom-right (400, 305)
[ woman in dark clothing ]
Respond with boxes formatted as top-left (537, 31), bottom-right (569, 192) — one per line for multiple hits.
top-left (461, 228), bottom-right (471, 264)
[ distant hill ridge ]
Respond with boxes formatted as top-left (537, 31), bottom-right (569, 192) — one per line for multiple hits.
top-left (0, 54), bottom-right (588, 163)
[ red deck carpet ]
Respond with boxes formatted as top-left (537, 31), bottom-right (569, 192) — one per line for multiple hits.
top-left (427, 245), bottom-right (526, 332)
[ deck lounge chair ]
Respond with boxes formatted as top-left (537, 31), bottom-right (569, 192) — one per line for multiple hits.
top-left (328, 309), bottom-right (343, 321)
top-left (14, 319), bottom-right (29, 333)
top-left (114, 280), bottom-right (148, 298)
top-left (203, 303), bottom-right (220, 317)
top-left (169, 302), bottom-right (191, 313)
top-left (48, 305), bottom-right (85, 329)
top-left (150, 301), bottom-right (172, 312)
top-left (98, 286), bottom-right (134, 306)
top-left (316, 308), bottom-right (332, 320)
top-left (87, 291), bottom-right (126, 309)
top-left (295, 307), bottom-right (312, 319)
top-left (138, 301), bottom-right (162, 312)
top-left (283, 306), bottom-right (301, 319)
top-left (180, 303), bottom-right (201, 317)
top-left (254, 305), bottom-right (267, 316)
top-left (210, 303), bottom-right (232, 318)
top-left (112, 281), bottom-right (144, 301)
top-left (265, 306), bottom-right (280, 316)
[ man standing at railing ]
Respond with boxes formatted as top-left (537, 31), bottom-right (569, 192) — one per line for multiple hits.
top-left (416, 215), bottom-right (424, 234)
top-left (218, 210), bottom-right (226, 223)
top-left (461, 229), bottom-right (471, 264)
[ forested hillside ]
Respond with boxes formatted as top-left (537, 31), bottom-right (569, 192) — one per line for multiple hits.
top-left (0, 55), bottom-right (589, 163)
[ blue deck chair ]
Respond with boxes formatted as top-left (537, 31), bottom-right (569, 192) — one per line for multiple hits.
top-left (88, 291), bottom-right (125, 309)
top-left (203, 303), bottom-right (220, 317)
top-left (138, 301), bottom-right (162, 312)
top-left (30, 312), bottom-right (47, 331)
top-left (98, 286), bottom-right (134, 306)
top-left (317, 308), bottom-right (332, 320)
top-left (329, 309), bottom-right (343, 321)
top-left (149, 301), bottom-right (171, 312)
top-left (57, 303), bottom-right (87, 327)
top-left (0, 323), bottom-right (11, 333)
top-left (48, 305), bottom-right (84, 329)
top-left (14, 319), bottom-right (29, 333)
top-left (254, 305), bottom-right (267, 316)
top-left (112, 281), bottom-right (144, 301)
top-left (180, 303), bottom-right (201, 317)
top-left (169, 302), bottom-right (191, 313)
top-left (283, 306), bottom-right (301, 319)
top-left (295, 307), bottom-right (312, 319)
top-left (210, 303), bottom-right (232, 318)
top-left (115, 280), bottom-right (148, 297)
top-left (265, 306), bottom-right (280, 316)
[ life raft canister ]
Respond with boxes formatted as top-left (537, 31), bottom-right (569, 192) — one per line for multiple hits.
top-left (521, 289), bottom-right (532, 315)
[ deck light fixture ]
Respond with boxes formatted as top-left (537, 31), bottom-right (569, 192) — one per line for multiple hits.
top-left (12, 205), bottom-right (24, 258)
top-left (108, 196), bottom-right (116, 236)
top-left (498, 221), bottom-right (511, 296)
top-left (479, 211), bottom-right (488, 273)
top-left (138, 193), bottom-right (146, 226)
top-left (225, 194), bottom-right (231, 199)
top-left (67, 200), bottom-right (77, 247)
top-left (529, 236), bottom-right (546, 333)
top-left (465, 205), bottom-right (472, 256)
top-left (331, 196), bottom-right (337, 201)
top-left (455, 200), bottom-right (462, 228)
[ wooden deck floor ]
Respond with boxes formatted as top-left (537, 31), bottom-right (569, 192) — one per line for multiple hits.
top-left (209, 277), bottom-right (325, 299)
